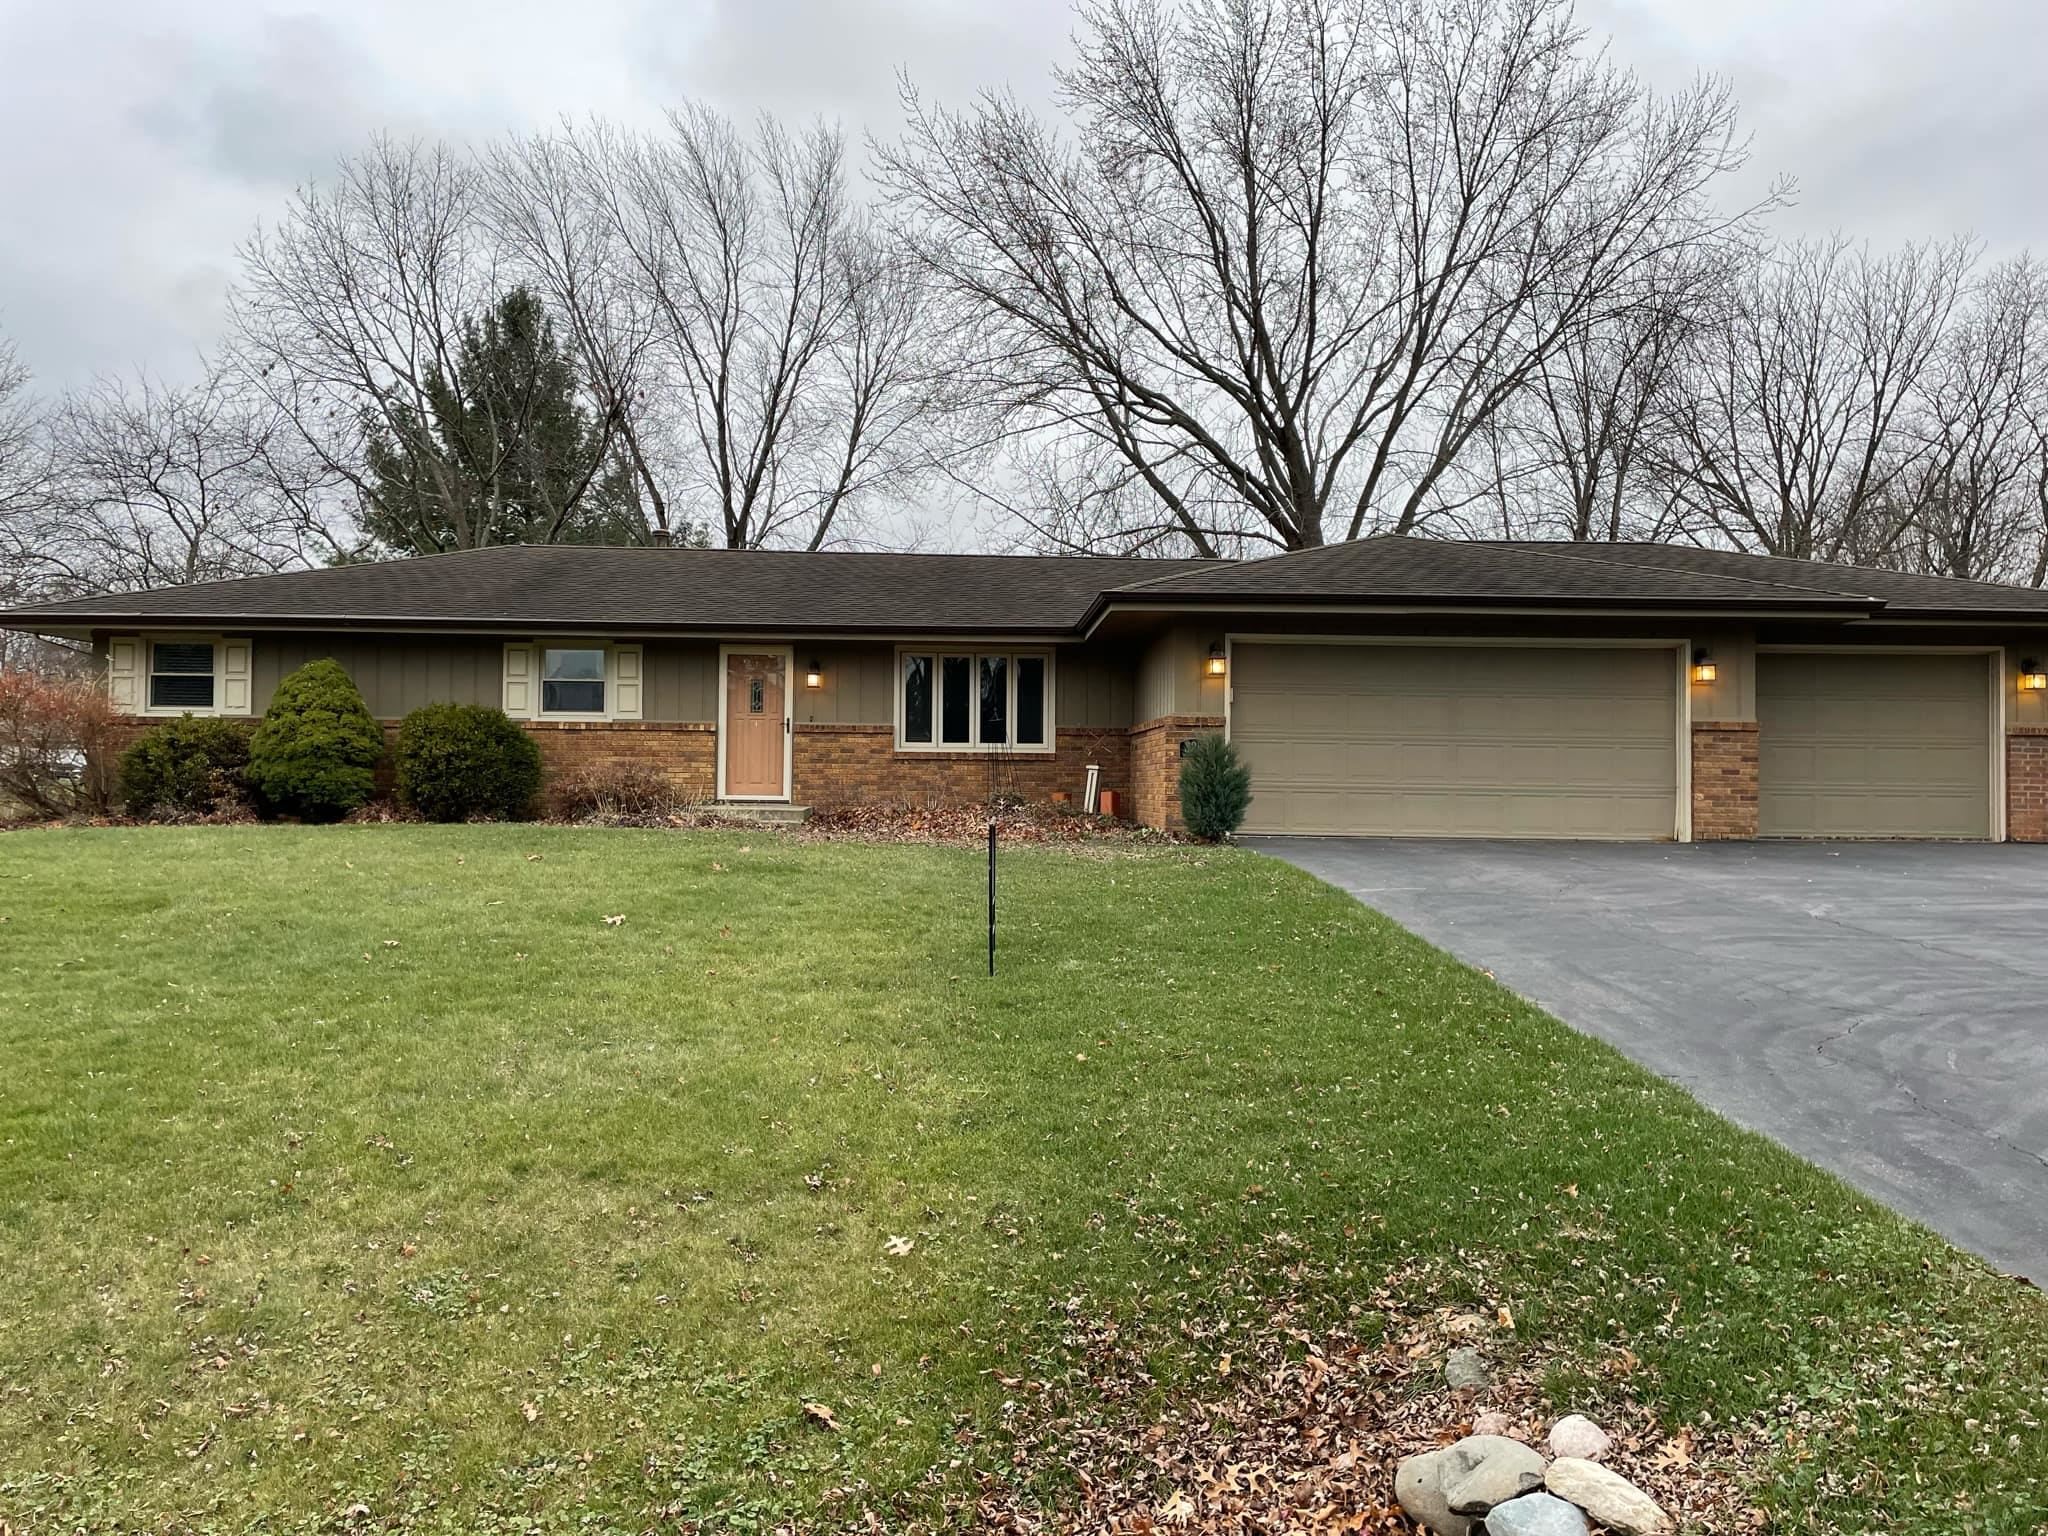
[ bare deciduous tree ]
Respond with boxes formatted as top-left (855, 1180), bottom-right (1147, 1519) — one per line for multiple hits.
top-left (26, 368), bottom-right (341, 594)
top-left (584, 106), bottom-right (938, 549)
top-left (882, 0), bottom-right (1763, 554)
top-left (1655, 235), bottom-right (1975, 563)
top-left (233, 137), bottom-right (623, 554)
top-left (1509, 253), bottom-right (1723, 542)
top-left (1882, 255), bottom-right (2048, 584)
top-left (480, 124), bottom-right (682, 544)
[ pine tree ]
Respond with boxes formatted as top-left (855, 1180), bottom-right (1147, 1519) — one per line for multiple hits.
top-left (362, 287), bottom-right (633, 553)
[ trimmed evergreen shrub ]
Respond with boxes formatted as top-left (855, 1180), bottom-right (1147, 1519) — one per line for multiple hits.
top-left (118, 715), bottom-right (254, 817)
top-left (1177, 733), bottom-right (1252, 842)
top-left (394, 704), bottom-right (542, 822)
top-left (246, 659), bottom-right (382, 821)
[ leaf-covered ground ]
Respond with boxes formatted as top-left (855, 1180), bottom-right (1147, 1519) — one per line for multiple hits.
top-left (0, 827), bottom-right (2041, 1534)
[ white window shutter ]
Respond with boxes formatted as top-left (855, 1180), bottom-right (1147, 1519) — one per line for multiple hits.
top-left (107, 637), bottom-right (142, 712)
top-left (503, 643), bottom-right (535, 718)
top-left (611, 643), bottom-right (643, 720)
top-left (219, 638), bottom-right (254, 716)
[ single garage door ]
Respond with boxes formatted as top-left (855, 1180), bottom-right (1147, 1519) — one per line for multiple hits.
top-left (1231, 643), bottom-right (1679, 838)
top-left (1757, 651), bottom-right (1992, 838)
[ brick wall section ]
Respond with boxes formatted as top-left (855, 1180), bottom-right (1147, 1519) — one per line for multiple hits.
top-left (1130, 715), bottom-right (1227, 832)
top-left (1690, 721), bottom-right (1759, 840)
top-left (362, 720), bottom-right (718, 799)
top-left (2009, 727), bottom-right (2048, 843)
top-left (791, 723), bottom-right (1129, 809)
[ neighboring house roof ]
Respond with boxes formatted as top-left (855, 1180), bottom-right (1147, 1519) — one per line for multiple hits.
top-left (5, 536), bottom-right (2047, 637)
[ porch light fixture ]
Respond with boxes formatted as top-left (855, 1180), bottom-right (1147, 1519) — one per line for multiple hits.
top-left (805, 658), bottom-right (823, 689)
top-left (2021, 658), bottom-right (2047, 692)
top-left (1205, 643), bottom-right (1228, 678)
top-left (1690, 648), bottom-right (1717, 685)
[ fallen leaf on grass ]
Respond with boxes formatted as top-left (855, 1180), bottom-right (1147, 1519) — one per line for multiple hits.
top-left (603, 914), bottom-right (626, 927)
top-left (883, 1235), bottom-right (915, 1257)
top-left (521, 1400), bottom-right (540, 1423)
top-left (803, 1400), bottom-right (841, 1431)
top-left (525, 853), bottom-right (543, 862)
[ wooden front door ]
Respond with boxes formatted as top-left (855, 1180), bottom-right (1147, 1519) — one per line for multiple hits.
top-left (723, 652), bottom-right (787, 798)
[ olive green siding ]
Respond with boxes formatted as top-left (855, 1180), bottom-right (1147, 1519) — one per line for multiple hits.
top-left (235, 633), bottom-right (1131, 728)
top-left (1136, 624), bottom-right (1228, 720)
top-left (248, 634), bottom-right (718, 721)
top-left (789, 641), bottom-right (1134, 729)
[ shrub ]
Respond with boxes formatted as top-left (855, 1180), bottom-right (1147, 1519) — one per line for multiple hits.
top-left (118, 715), bottom-right (255, 818)
top-left (0, 671), bottom-right (125, 816)
top-left (548, 766), bottom-right (693, 823)
top-left (1177, 733), bottom-right (1252, 841)
top-left (394, 704), bottom-right (543, 822)
top-left (246, 659), bottom-right (382, 822)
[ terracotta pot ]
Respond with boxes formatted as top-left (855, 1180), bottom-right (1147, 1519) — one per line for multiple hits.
top-left (1097, 789), bottom-right (1122, 818)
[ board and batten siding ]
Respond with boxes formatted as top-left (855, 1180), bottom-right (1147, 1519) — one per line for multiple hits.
top-left (215, 634), bottom-right (1137, 728)
top-left (788, 641), bottom-right (1136, 729)
top-left (248, 634), bottom-right (719, 721)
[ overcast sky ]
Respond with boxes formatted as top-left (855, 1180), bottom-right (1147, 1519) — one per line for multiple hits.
top-left (1, 0), bottom-right (2043, 390)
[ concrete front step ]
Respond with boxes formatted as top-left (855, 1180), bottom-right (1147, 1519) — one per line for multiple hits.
top-left (702, 802), bottom-right (813, 826)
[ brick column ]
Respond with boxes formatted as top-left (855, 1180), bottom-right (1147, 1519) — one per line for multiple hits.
top-left (1129, 715), bottom-right (1227, 832)
top-left (2009, 727), bottom-right (2048, 842)
top-left (1691, 721), bottom-right (1759, 840)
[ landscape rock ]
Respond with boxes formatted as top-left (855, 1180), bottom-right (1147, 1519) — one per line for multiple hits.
top-left (1394, 1449), bottom-right (1473, 1536)
top-left (1544, 1457), bottom-right (1674, 1536)
top-left (1546, 1413), bottom-right (1612, 1461)
top-left (1444, 1346), bottom-right (1490, 1391)
top-left (1440, 1434), bottom-right (1547, 1515)
top-left (1472, 1410), bottom-right (1514, 1436)
top-left (1483, 1491), bottom-right (1592, 1536)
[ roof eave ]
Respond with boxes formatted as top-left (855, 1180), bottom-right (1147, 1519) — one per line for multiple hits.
top-left (1079, 590), bottom-right (1886, 633)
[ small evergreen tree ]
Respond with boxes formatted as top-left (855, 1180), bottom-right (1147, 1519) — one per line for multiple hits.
top-left (1177, 733), bottom-right (1252, 841)
top-left (246, 660), bottom-right (382, 821)
top-left (394, 704), bottom-right (543, 822)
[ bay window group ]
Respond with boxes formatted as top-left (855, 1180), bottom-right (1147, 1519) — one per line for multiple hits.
top-left (897, 649), bottom-right (1051, 751)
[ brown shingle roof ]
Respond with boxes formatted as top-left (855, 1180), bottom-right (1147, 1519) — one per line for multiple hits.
top-left (6, 535), bottom-right (2047, 636)
top-left (0, 546), bottom-right (1214, 635)
top-left (1478, 540), bottom-right (2048, 617)
top-left (1095, 536), bottom-right (1882, 612)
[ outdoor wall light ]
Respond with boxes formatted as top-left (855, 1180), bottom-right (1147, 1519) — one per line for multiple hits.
top-left (2021, 658), bottom-right (2047, 692)
top-left (1205, 643), bottom-right (1228, 678)
top-left (805, 658), bottom-right (823, 689)
top-left (1691, 648), bottom-right (1718, 684)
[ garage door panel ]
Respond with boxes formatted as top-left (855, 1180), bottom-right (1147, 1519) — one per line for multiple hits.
top-left (1757, 652), bottom-right (1991, 839)
top-left (1233, 644), bottom-right (1679, 838)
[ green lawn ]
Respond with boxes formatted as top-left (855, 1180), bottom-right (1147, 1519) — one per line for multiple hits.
top-left (0, 827), bottom-right (2043, 1534)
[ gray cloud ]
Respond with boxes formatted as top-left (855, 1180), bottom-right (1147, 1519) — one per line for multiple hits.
top-left (1, 0), bottom-right (2043, 391)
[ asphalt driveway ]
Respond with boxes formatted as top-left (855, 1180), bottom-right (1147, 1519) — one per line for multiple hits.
top-left (1247, 838), bottom-right (2048, 1283)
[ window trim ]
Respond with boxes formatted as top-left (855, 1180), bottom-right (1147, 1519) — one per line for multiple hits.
top-left (892, 645), bottom-right (1056, 754)
top-left (129, 633), bottom-right (249, 718)
top-left (536, 641), bottom-right (613, 722)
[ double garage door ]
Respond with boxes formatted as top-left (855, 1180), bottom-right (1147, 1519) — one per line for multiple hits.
top-left (1232, 644), bottom-right (1681, 838)
top-left (1230, 643), bottom-right (1995, 840)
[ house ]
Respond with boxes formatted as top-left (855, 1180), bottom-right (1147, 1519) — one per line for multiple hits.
top-left (5, 536), bottom-right (2047, 841)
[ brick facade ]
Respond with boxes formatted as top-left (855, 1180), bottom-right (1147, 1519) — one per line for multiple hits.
top-left (2009, 727), bottom-right (2048, 843)
top-left (790, 723), bottom-right (1130, 809)
top-left (363, 719), bottom-right (718, 799)
top-left (1690, 721), bottom-right (1760, 840)
top-left (1129, 715), bottom-right (1228, 832)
